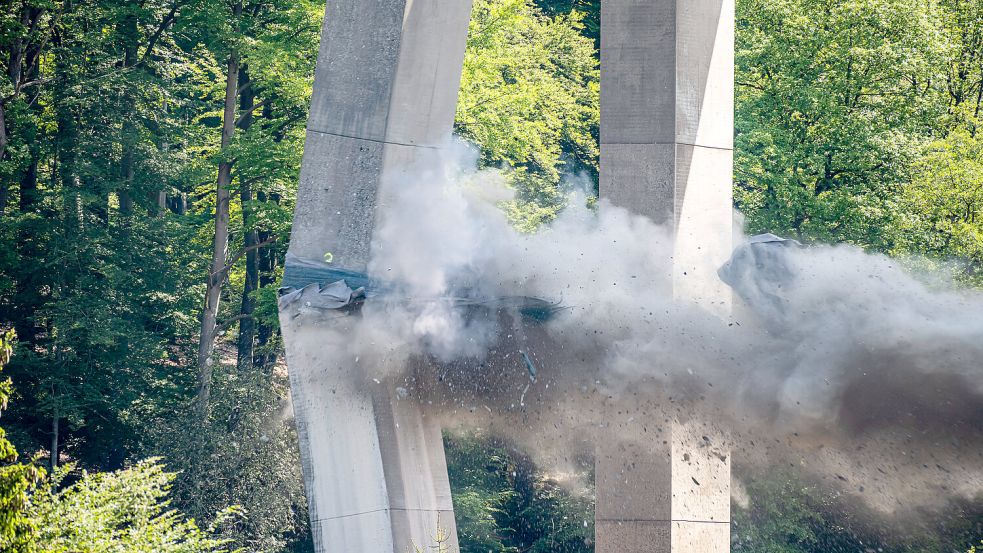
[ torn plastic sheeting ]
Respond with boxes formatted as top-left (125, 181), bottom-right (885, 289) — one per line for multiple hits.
top-left (277, 279), bottom-right (366, 311)
top-left (718, 233), bottom-right (803, 324)
top-left (278, 254), bottom-right (565, 322)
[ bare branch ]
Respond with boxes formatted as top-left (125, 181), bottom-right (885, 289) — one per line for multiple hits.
top-left (136, 1), bottom-right (183, 68)
top-left (235, 98), bottom-right (273, 127)
top-left (210, 236), bottom-right (278, 282)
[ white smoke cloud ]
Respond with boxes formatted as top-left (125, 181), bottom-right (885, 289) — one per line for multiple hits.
top-left (310, 139), bottom-right (983, 518)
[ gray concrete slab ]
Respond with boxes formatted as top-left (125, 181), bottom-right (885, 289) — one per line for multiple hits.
top-left (373, 386), bottom-right (456, 512)
top-left (676, 0), bottom-right (735, 150)
top-left (386, 0), bottom-right (472, 147)
top-left (279, 321), bottom-right (390, 523)
top-left (289, 131), bottom-right (384, 266)
top-left (600, 143), bottom-right (675, 225)
top-left (311, 511), bottom-right (396, 552)
top-left (596, 521), bottom-right (672, 553)
top-left (671, 521), bottom-right (731, 552)
top-left (599, 0), bottom-right (676, 145)
top-left (670, 421), bottom-right (731, 524)
top-left (595, 440), bottom-right (672, 521)
top-left (595, 423), bottom-right (731, 553)
top-left (673, 144), bottom-right (733, 312)
top-left (600, 0), bottom-right (734, 150)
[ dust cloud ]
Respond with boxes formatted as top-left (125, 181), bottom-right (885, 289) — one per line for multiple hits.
top-left (318, 140), bottom-right (983, 521)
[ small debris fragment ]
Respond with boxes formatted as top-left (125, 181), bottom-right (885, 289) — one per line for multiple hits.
top-left (520, 350), bottom-right (537, 382)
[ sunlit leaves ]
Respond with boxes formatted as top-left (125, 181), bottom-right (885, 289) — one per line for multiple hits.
top-left (456, 0), bottom-right (599, 229)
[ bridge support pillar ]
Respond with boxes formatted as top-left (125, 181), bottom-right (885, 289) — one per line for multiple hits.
top-left (598, 0), bottom-right (734, 551)
top-left (279, 1), bottom-right (472, 551)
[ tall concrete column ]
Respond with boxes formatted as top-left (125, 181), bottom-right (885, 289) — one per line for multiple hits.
top-left (597, 0), bottom-right (734, 551)
top-left (600, 0), bottom-right (734, 312)
top-left (279, 1), bottom-right (472, 551)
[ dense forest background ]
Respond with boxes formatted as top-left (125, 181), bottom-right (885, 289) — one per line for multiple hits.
top-left (0, 0), bottom-right (981, 551)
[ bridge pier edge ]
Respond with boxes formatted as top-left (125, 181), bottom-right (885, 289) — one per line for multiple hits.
top-left (280, 0), bottom-right (472, 551)
top-left (598, 0), bottom-right (734, 551)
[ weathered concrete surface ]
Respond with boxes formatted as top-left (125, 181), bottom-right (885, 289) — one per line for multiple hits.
top-left (281, 1), bottom-right (472, 551)
top-left (595, 422), bottom-right (731, 553)
top-left (600, 0), bottom-right (735, 310)
top-left (599, 0), bottom-right (734, 551)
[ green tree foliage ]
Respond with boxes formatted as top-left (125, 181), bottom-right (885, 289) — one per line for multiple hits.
top-left (155, 365), bottom-right (310, 552)
top-left (0, 331), bottom-right (231, 553)
top-left (27, 460), bottom-right (234, 553)
top-left (733, 471), bottom-right (983, 552)
top-left (534, 0), bottom-right (599, 44)
top-left (0, 0), bottom-right (981, 550)
top-left (892, 119), bottom-right (983, 283)
top-left (735, 0), bottom-right (983, 286)
top-left (735, 0), bottom-right (946, 247)
top-left (456, 0), bottom-right (599, 230)
top-left (0, 0), bottom-right (319, 549)
top-left (445, 432), bottom-right (593, 553)
top-left (733, 474), bottom-right (873, 553)
top-left (0, 329), bottom-right (43, 550)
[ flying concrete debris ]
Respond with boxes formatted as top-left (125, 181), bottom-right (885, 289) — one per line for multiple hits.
top-left (278, 0), bottom-right (736, 551)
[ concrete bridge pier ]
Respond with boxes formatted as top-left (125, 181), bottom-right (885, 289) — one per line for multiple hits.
top-left (597, 0), bottom-right (735, 551)
top-left (279, 0), bottom-right (472, 551)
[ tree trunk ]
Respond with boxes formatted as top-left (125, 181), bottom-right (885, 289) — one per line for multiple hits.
top-left (235, 68), bottom-right (258, 373)
top-left (0, 182), bottom-right (7, 215)
top-left (3, 6), bottom-right (46, 195)
top-left (50, 398), bottom-right (59, 471)
top-left (236, 229), bottom-right (259, 372)
top-left (0, 102), bottom-right (7, 166)
top-left (118, 13), bottom-right (139, 218)
top-left (196, 4), bottom-right (242, 417)
top-left (253, 191), bottom-right (280, 373)
top-left (19, 154), bottom-right (38, 212)
top-left (0, 6), bottom-right (25, 164)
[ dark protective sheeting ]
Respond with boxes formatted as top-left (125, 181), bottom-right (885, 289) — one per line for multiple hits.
top-left (279, 253), bottom-right (564, 322)
top-left (281, 253), bottom-right (377, 293)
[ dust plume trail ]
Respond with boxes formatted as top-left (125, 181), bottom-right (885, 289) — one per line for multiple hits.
top-left (313, 140), bottom-right (983, 518)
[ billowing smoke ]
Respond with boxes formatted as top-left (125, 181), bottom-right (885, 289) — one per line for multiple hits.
top-left (316, 140), bottom-right (983, 523)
